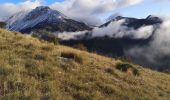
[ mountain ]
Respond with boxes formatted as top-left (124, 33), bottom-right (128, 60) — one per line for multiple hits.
top-left (100, 15), bottom-right (162, 28)
top-left (6, 6), bottom-right (91, 33)
top-left (0, 28), bottom-right (170, 99)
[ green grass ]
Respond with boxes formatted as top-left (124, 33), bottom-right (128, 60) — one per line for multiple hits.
top-left (0, 28), bottom-right (170, 100)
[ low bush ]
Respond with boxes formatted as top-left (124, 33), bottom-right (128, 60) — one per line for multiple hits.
top-left (116, 63), bottom-right (139, 76)
top-left (34, 54), bottom-right (47, 61)
top-left (0, 22), bottom-right (6, 28)
top-left (116, 63), bottom-right (132, 72)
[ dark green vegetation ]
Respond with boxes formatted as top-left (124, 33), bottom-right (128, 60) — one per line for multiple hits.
top-left (0, 22), bottom-right (6, 28)
top-left (116, 63), bottom-right (140, 76)
top-left (0, 29), bottom-right (170, 100)
top-left (32, 30), bottom-right (60, 45)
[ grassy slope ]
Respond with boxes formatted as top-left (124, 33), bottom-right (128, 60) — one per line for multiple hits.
top-left (0, 28), bottom-right (170, 100)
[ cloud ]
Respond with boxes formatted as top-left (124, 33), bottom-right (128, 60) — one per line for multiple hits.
top-left (57, 17), bottom-right (154, 40)
top-left (92, 19), bottom-right (126, 37)
top-left (117, 0), bottom-right (144, 8)
top-left (0, 0), bottom-right (41, 21)
top-left (50, 0), bottom-right (144, 25)
top-left (91, 19), bottom-right (154, 39)
top-left (50, 0), bottom-right (116, 25)
top-left (124, 19), bottom-right (170, 70)
top-left (57, 31), bottom-right (88, 40)
top-left (106, 13), bottom-right (123, 21)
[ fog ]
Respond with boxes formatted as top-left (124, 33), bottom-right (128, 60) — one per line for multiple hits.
top-left (58, 16), bottom-right (170, 70)
top-left (125, 20), bottom-right (170, 69)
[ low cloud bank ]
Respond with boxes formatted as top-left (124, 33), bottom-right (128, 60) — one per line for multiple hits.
top-left (125, 20), bottom-right (170, 69)
top-left (91, 17), bottom-right (170, 69)
top-left (92, 19), bottom-right (154, 39)
top-left (58, 17), bottom-right (170, 70)
top-left (57, 31), bottom-right (88, 40)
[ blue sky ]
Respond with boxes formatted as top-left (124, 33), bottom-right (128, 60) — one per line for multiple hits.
top-left (0, 0), bottom-right (63, 4)
top-left (121, 0), bottom-right (170, 18)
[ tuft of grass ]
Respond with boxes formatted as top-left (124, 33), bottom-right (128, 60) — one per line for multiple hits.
top-left (73, 43), bottom-right (88, 51)
top-left (0, 67), bottom-right (12, 76)
top-left (60, 52), bottom-right (84, 64)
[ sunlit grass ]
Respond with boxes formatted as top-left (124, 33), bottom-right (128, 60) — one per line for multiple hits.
top-left (0, 28), bottom-right (170, 100)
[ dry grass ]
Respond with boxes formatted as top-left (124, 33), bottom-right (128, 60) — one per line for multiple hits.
top-left (0, 28), bottom-right (170, 100)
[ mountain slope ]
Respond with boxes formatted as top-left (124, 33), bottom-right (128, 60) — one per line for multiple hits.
top-left (6, 6), bottom-right (91, 33)
top-left (0, 28), bottom-right (170, 99)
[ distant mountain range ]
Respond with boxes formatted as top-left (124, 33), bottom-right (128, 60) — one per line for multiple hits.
top-left (100, 15), bottom-right (162, 28)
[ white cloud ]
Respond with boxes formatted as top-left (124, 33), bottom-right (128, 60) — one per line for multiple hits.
top-left (117, 0), bottom-right (143, 8)
top-left (0, 0), bottom-right (41, 21)
top-left (91, 19), bottom-right (153, 39)
top-left (92, 19), bottom-right (126, 37)
top-left (57, 31), bottom-right (88, 40)
top-left (50, 0), bottom-right (144, 25)
top-left (125, 19), bottom-right (170, 69)
top-left (50, 0), bottom-right (116, 25)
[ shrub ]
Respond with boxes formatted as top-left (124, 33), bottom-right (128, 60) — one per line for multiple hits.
top-left (105, 68), bottom-right (115, 75)
top-left (0, 22), bottom-right (6, 28)
top-left (116, 63), bottom-right (139, 76)
top-left (133, 68), bottom-right (140, 76)
top-left (116, 63), bottom-right (132, 72)
top-left (34, 54), bottom-right (46, 61)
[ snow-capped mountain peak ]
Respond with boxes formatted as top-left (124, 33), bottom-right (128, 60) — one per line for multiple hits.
top-left (6, 6), bottom-right (90, 33)
top-left (23, 6), bottom-right (66, 21)
top-left (6, 6), bottom-right (67, 32)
